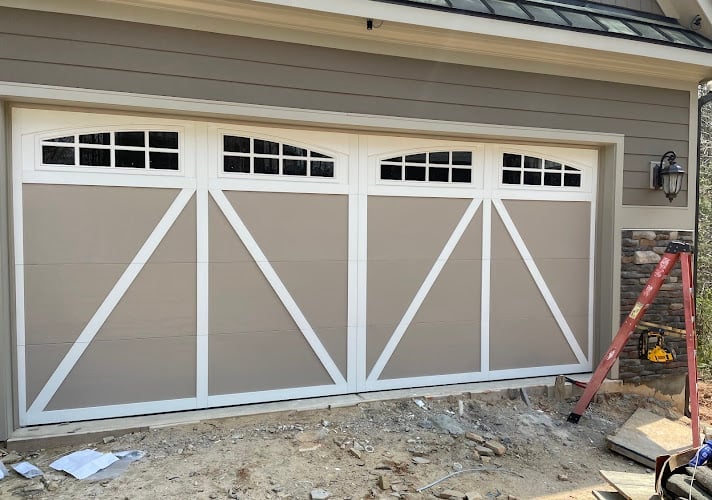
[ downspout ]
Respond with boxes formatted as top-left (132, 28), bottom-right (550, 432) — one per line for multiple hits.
top-left (695, 85), bottom-right (712, 298)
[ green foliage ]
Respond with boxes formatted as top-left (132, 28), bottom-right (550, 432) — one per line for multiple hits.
top-left (698, 85), bottom-right (712, 372)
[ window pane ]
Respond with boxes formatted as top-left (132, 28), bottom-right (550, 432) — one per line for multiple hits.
top-left (254, 157), bottom-right (279, 174)
top-left (544, 160), bottom-right (562, 170)
top-left (45, 136), bottom-right (74, 143)
top-left (283, 145), bottom-right (308, 157)
top-left (284, 159), bottom-right (307, 176)
top-left (429, 152), bottom-right (449, 164)
top-left (502, 170), bottom-right (521, 184)
top-left (524, 156), bottom-right (541, 169)
top-left (405, 153), bottom-right (426, 164)
top-left (564, 174), bottom-right (581, 187)
top-left (487, 0), bottom-right (529, 19)
top-left (383, 156), bottom-right (401, 163)
top-left (523, 171), bottom-right (541, 185)
top-left (224, 156), bottom-right (250, 173)
top-left (429, 167), bottom-right (449, 182)
top-left (565, 165), bottom-right (580, 171)
top-left (79, 133), bottom-right (110, 145)
top-left (311, 161), bottom-right (334, 177)
top-left (116, 150), bottom-right (145, 168)
top-left (224, 136), bottom-right (250, 154)
top-left (452, 151), bottom-right (472, 166)
top-left (115, 131), bottom-right (145, 147)
top-left (405, 165), bottom-right (426, 181)
top-left (149, 132), bottom-right (179, 149)
top-left (42, 146), bottom-right (74, 165)
top-left (254, 139), bottom-right (279, 155)
top-left (79, 148), bottom-right (110, 166)
top-left (452, 168), bottom-right (472, 183)
top-left (380, 164), bottom-right (402, 180)
top-left (311, 151), bottom-right (332, 159)
top-left (150, 152), bottom-right (178, 170)
top-left (503, 153), bottom-right (521, 168)
top-left (544, 172), bottom-right (562, 186)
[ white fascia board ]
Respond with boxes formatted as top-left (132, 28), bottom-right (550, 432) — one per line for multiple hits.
top-left (250, 0), bottom-right (712, 66)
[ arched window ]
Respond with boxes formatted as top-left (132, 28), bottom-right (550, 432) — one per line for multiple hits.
top-left (41, 131), bottom-right (180, 170)
top-left (379, 151), bottom-right (473, 183)
top-left (501, 153), bottom-right (582, 188)
top-left (222, 135), bottom-right (335, 178)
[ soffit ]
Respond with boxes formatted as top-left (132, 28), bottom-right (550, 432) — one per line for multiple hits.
top-left (1, 0), bottom-right (710, 87)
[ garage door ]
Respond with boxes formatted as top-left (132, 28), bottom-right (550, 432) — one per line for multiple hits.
top-left (12, 108), bottom-right (595, 425)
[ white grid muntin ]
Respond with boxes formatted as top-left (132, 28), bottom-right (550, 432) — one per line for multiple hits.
top-left (38, 128), bottom-right (183, 173)
top-left (220, 132), bottom-right (341, 183)
top-left (496, 147), bottom-right (593, 193)
top-left (377, 148), bottom-right (477, 186)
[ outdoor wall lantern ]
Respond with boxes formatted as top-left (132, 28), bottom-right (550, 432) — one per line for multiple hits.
top-left (650, 150), bottom-right (685, 202)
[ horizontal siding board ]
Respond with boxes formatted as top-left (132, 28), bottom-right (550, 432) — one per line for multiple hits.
top-left (0, 7), bottom-right (690, 108)
top-left (0, 33), bottom-right (691, 126)
top-left (0, 58), bottom-right (690, 143)
top-left (0, 7), bottom-right (691, 207)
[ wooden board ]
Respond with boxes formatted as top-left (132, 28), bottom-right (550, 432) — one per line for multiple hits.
top-left (599, 470), bottom-right (660, 500)
top-left (606, 408), bottom-right (694, 468)
top-left (593, 490), bottom-right (626, 500)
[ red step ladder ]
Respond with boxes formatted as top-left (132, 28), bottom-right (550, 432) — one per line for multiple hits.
top-left (567, 241), bottom-right (700, 447)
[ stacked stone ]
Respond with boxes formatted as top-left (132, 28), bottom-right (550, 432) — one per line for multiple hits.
top-left (619, 229), bottom-right (694, 383)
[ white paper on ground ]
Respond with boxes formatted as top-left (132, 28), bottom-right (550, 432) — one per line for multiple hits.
top-left (50, 449), bottom-right (118, 480)
top-left (0, 462), bottom-right (8, 479)
top-left (86, 450), bottom-right (145, 482)
top-left (12, 461), bottom-right (43, 478)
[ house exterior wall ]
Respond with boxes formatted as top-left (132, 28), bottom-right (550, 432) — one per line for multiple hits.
top-left (0, 6), bottom-right (691, 207)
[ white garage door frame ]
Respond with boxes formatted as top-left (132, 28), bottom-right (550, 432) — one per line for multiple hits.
top-left (12, 104), bottom-right (600, 426)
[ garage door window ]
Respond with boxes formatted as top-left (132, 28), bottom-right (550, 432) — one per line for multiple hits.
top-left (379, 151), bottom-right (473, 183)
top-left (41, 131), bottom-right (180, 170)
top-left (222, 135), bottom-right (335, 178)
top-left (501, 153), bottom-right (581, 188)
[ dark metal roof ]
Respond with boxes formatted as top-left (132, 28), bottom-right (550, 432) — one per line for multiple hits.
top-left (374, 0), bottom-right (712, 52)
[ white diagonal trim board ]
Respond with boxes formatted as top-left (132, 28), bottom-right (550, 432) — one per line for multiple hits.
top-left (209, 188), bottom-right (347, 386)
top-left (492, 199), bottom-right (587, 365)
top-left (367, 198), bottom-right (482, 383)
top-left (27, 188), bottom-right (195, 415)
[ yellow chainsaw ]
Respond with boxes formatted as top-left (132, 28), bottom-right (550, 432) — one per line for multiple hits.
top-left (638, 327), bottom-right (676, 363)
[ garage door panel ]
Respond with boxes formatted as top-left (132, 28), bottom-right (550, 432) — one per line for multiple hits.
top-left (368, 196), bottom-right (470, 261)
top-left (490, 316), bottom-right (579, 370)
top-left (149, 194), bottom-right (197, 263)
top-left (367, 260), bottom-right (435, 327)
top-left (24, 263), bottom-right (126, 345)
top-left (209, 197), bottom-right (253, 263)
top-left (502, 200), bottom-right (591, 259)
top-left (22, 184), bottom-right (179, 265)
top-left (381, 321), bottom-right (481, 379)
top-left (410, 259), bottom-right (482, 324)
top-left (449, 207), bottom-right (483, 261)
top-left (25, 343), bottom-right (73, 408)
top-left (208, 330), bottom-right (333, 395)
top-left (97, 262), bottom-right (196, 341)
top-left (224, 191), bottom-right (348, 262)
top-left (210, 262), bottom-right (298, 334)
top-left (46, 336), bottom-right (196, 410)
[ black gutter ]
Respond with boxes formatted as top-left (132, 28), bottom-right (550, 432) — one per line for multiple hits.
top-left (694, 88), bottom-right (712, 299)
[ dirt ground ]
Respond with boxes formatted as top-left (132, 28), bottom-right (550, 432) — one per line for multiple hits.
top-left (1, 383), bottom-right (710, 500)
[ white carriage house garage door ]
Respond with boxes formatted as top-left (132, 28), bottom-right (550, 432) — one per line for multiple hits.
top-left (12, 108), bottom-right (596, 426)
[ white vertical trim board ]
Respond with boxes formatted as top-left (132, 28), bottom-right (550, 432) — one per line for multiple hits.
top-left (492, 199), bottom-right (588, 365)
top-left (480, 198), bottom-right (492, 374)
top-left (209, 188), bottom-right (347, 387)
top-left (346, 134), bottom-right (360, 392)
top-left (366, 198), bottom-right (483, 383)
top-left (355, 136), bottom-right (369, 392)
top-left (196, 124), bottom-right (210, 406)
top-left (25, 188), bottom-right (195, 418)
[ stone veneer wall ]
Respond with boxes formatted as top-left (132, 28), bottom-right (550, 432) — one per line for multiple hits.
top-left (619, 230), bottom-right (694, 383)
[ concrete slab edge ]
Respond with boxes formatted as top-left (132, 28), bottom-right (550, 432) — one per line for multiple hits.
top-left (6, 375), bottom-right (622, 452)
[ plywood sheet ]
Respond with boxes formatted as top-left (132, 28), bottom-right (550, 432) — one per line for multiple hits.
top-left (592, 491), bottom-right (626, 500)
top-left (599, 470), bottom-right (659, 500)
top-left (606, 408), bottom-right (694, 467)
